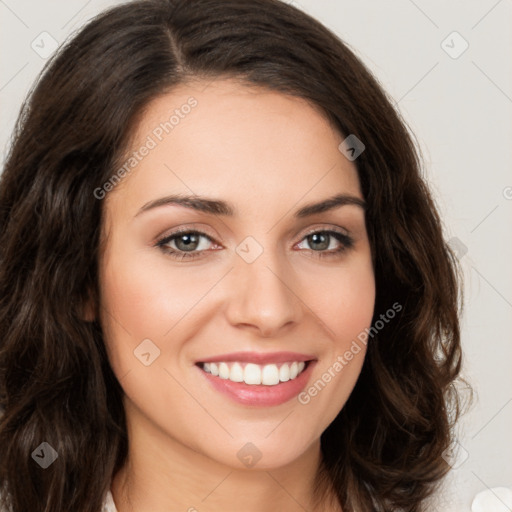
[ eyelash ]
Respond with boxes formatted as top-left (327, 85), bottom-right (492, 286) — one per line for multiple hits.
top-left (155, 227), bottom-right (354, 261)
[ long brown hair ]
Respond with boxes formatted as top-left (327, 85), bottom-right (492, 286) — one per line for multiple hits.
top-left (0, 1), bottom-right (467, 510)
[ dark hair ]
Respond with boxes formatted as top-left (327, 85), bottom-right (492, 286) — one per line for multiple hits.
top-left (0, 0), bottom-right (468, 510)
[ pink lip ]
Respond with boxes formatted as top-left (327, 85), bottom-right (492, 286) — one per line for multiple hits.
top-left (196, 351), bottom-right (316, 365)
top-left (197, 360), bottom-right (317, 407)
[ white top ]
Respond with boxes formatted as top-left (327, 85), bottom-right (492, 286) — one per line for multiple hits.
top-left (103, 490), bottom-right (118, 512)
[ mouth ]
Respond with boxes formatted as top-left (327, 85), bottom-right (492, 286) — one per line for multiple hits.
top-left (195, 352), bottom-right (317, 407)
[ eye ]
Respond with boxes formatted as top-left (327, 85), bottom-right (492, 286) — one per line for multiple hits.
top-left (295, 229), bottom-right (354, 259)
top-left (156, 230), bottom-right (218, 261)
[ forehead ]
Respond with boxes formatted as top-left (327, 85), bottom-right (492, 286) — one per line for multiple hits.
top-left (106, 78), bottom-right (362, 219)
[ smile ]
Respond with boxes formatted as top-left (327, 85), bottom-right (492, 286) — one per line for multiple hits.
top-left (196, 356), bottom-right (316, 407)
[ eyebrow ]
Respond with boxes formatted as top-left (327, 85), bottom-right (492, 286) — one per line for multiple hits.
top-left (135, 192), bottom-right (366, 218)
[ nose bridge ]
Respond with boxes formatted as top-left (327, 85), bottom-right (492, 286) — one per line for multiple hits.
top-left (226, 236), bottom-right (302, 336)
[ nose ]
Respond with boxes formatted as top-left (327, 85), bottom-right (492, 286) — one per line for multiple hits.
top-left (224, 248), bottom-right (303, 338)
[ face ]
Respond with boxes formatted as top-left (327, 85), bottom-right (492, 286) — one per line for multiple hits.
top-left (97, 79), bottom-right (375, 470)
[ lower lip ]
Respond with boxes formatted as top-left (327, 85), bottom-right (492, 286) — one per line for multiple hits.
top-left (197, 361), bottom-right (316, 407)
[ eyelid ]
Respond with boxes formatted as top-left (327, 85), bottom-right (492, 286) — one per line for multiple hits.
top-left (155, 224), bottom-right (219, 244)
top-left (299, 224), bottom-right (350, 238)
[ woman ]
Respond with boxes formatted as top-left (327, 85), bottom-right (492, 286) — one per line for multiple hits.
top-left (0, 0), bottom-right (466, 510)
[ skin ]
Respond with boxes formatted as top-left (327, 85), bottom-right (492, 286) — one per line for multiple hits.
top-left (95, 78), bottom-right (376, 512)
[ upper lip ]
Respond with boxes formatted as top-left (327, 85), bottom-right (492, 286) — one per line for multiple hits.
top-left (196, 351), bottom-right (316, 365)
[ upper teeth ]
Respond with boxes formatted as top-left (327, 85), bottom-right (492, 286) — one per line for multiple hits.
top-left (202, 361), bottom-right (307, 386)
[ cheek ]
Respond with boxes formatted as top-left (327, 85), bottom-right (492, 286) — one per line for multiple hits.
top-left (309, 256), bottom-right (376, 344)
top-left (100, 249), bottom-right (212, 339)
top-left (295, 257), bottom-right (375, 424)
top-left (98, 251), bottom-right (216, 430)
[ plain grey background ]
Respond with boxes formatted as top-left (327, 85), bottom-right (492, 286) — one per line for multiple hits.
top-left (1, 1), bottom-right (511, 510)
